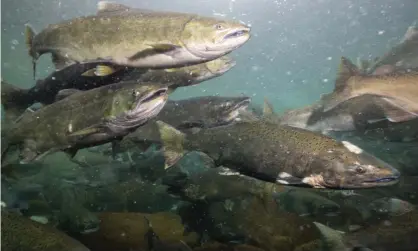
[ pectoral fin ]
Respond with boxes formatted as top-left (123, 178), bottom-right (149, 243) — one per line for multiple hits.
top-left (366, 118), bottom-right (387, 124)
top-left (68, 126), bottom-right (104, 140)
top-left (163, 68), bottom-right (177, 73)
top-left (111, 140), bottom-right (122, 160)
top-left (13, 107), bottom-right (37, 124)
top-left (380, 97), bottom-right (418, 122)
top-left (20, 141), bottom-right (57, 164)
top-left (320, 90), bottom-right (356, 113)
top-left (275, 172), bottom-right (304, 186)
top-left (128, 44), bottom-right (179, 61)
top-left (63, 148), bottom-right (79, 159)
top-left (385, 109), bottom-right (417, 123)
top-left (81, 65), bottom-right (117, 77)
top-left (55, 89), bottom-right (82, 102)
top-left (19, 149), bottom-right (39, 164)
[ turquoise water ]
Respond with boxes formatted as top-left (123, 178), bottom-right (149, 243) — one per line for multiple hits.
top-left (2, 0), bottom-right (417, 111)
top-left (1, 1), bottom-right (418, 251)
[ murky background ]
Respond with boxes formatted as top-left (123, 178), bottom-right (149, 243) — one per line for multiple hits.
top-left (1, 1), bottom-right (418, 251)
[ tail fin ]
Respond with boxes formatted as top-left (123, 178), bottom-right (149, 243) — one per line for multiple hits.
top-left (1, 80), bottom-right (33, 122)
top-left (161, 171), bottom-right (189, 188)
top-left (313, 222), bottom-right (348, 251)
top-left (155, 120), bottom-right (188, 169)
top-left (161, 171), bottom-right (189, 197)
top-left (24, 24), bottom-right (38, 79)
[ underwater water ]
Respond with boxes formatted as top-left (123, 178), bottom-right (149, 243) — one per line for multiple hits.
top-left (1, 0), bottom-right (418, 250)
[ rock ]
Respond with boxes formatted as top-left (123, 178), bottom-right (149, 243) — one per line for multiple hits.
top-left (78, 212), bottom-right (199, 251)
top-left (1, 211), bottom-right (90, 251)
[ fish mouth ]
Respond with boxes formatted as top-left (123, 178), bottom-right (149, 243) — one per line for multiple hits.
top-left (208, 27), bottom-right (250, 51)
top-left (361, 165), bottom-right (401, 186)
top-left (137, 87), bottom-right (168, 109)
top-left (360, 175), bottom-right (400, 188)
top-left (223, 27), bottom-right (251, 41)
top-left (144, 87), bottom-right (168, 103)
top-left (234, 97), bottom-right (251, 110)
top-left (110, 87), bottom-right (168, 130)
top-left (226, 97), bottom-right (251, 121)
top-left (131, 87), bottom-right (168, 118)
top-left (363, 176), bottom-right (399, 184)
top-left (81, 226), bottom-right (100, 234)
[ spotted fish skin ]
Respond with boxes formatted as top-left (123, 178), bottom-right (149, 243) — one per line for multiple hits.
top-left (2, 81), bottom-right (169, 164)
top-left (157, 120), bottom-right (400, 189)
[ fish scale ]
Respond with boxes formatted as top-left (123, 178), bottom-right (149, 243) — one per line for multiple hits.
top-left (26, 1), bottom-right (250, 75)
top-left (321, 57), bottom-right (418, 123)
top-left (2, 81), bottom-right (169, 164)
top-left (158, 119), bottom-right (401, 189)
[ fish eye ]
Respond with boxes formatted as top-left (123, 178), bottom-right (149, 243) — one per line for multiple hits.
top-left (355, 166), bottom-right (366, 174)
top-left (132, 90), bottom-right (140, 97)
top-left (190, 72), bottom-right (200, 77)
top-left (214, 24), bottom-right (223, 30)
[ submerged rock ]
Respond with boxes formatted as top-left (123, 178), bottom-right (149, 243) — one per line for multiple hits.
top-left (1, 211), bottom-right (90, 251)
top-left (183, 197), bottom-right (321, 251)
top-left (78, 212), bottom-right (199, 251)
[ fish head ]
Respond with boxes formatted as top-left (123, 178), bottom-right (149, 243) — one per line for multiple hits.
top-left (369, 197), bottom-right (415, 216)
top-left (206, 96), bottom-right (251, 125)
top-left (304, 141), bottom-right (401, 189)
top-left (181, 17), bottom-right (250, 59)
top-left (75, 212), bottom-right (101, 234)
top-left (60, 202), bottom-right (101, 234)
top-left (180, 56), bottom-right (236, 84)
top-left (108, 83), bottom-right (169, 131)
top-left (204, 56), bottom-right (236, 76)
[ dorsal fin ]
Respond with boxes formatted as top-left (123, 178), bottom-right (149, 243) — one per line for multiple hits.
top-left (55, 89), bottom-right (82, 102)
top-left (356, 57), bottom-right (370, 73)
top-left (263, 98), bottom-right (275, 115)
top-left (402, 25), bottom-right (418, 42)
top-left (261, 98), bottom-right (282, 123)
top-left (334, 56), bottom-right (360, 92)
top-left (97, 1), bottom-right (154, 16)
top-left (97, 1), bottom-right (132, 15)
